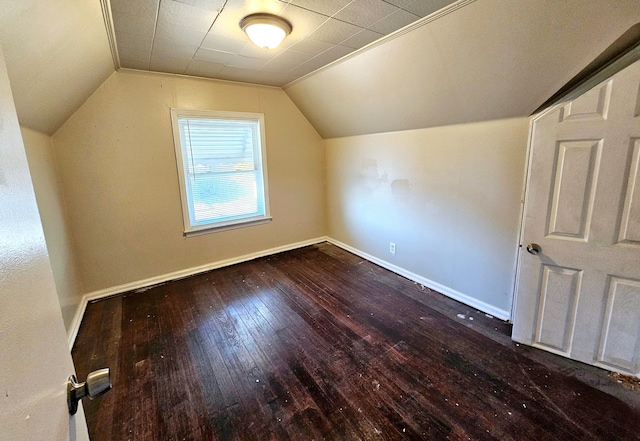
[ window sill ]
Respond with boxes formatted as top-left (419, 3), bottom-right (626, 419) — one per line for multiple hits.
top-left (184, 216), bottom-right (272, 237)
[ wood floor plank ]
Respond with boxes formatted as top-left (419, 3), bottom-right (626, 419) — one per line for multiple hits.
top-left (73, 243), bottom-right (640, 441)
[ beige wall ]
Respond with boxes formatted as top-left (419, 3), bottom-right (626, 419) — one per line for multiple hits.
top-left (35, 68), bottom-right (526, 323)
top-left (21, 126), bottom-right (84, 330)
top-left (325, 118), bottom-right (529, 317)
top-left (52, 70), bottom-right (325, 293)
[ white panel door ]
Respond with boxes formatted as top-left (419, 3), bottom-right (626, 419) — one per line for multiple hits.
top-left (513, 59), bottom-right (640, 377)
top-left (0, 47), bottom-right (89, 439)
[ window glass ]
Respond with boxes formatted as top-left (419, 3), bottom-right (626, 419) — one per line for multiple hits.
top-left (171, 110), bottom-right (270, 234)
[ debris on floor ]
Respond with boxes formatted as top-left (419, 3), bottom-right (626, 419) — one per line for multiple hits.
top-left (611, 372), bottom-right (640, 390)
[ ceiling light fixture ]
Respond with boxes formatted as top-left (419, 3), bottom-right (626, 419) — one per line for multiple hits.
top-left (240, 13), bottom-right (292, 50)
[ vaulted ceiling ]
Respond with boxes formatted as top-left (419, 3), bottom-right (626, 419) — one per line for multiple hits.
top-left (285, 0), bottom-right (640, 138)
top-left (0, 0), bottom-right (113, 134)
top-left (110, 0), bottom-right (456, 86)
top-left (0, 0), bottom-right (639, 137)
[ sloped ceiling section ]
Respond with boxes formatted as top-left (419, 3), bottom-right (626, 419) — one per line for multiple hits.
top-left (0, 0), bottom-right (114, 134)
top-left (110, 0), bottom-right (456, 86)
top-left (284, 0), bottom-right (640, 139)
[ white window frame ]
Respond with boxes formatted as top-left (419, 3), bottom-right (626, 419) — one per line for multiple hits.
top-left (170, 109), bottom-right (271, 236)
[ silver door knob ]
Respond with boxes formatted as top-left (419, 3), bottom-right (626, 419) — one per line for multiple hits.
top-left (526, 243), bottom-right (541, 255)
top-left (67, 368), bottom-right (111, 415)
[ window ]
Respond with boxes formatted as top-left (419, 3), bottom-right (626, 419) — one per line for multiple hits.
top-left (170, 109), bottom-right (271, 235)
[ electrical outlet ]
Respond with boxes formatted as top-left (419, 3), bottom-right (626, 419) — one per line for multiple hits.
top-left (390, 242), bottom-right (396, 255)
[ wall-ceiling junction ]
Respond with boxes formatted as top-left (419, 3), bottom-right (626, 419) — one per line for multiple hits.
top-left (0, 0), bottom-right (114, 134)
top-left (2, 0), bottom-right (639, 139)
top-left (109, 0), bottom-right (457, 86)
top-left (285, 0), bottom-right (640, 138)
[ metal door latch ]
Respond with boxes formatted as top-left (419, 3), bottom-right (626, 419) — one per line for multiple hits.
top-left (526, 243), bottom-right (542, 255)
top-left (67, 368), bottom-right (112, 415)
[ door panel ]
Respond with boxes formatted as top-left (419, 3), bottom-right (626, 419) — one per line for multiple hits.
top-left (559, 80), bottom-right (611, 122)
top-left (534, 265), bottom-right (581, 354)
top-left (618, 139), bottom-right (640, 245)
top-left (547, 140), bottom-right (602, 240)
top-left (597, 277), bottom-right (640, 373)
top-left (513, 59), bottom-right (640, 378)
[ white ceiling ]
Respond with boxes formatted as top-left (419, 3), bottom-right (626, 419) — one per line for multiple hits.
top-left (2, 0), bottom-right (639, 138)
top-left (110, 0), bottom-right (456, 86)
top-left (285, 0), bottom-right (640, 138)
top-left (0, 0), bottom-right (114, 134)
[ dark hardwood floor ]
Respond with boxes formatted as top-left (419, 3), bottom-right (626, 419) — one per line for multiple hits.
top-left (72, 243), bottom-right (640, 440)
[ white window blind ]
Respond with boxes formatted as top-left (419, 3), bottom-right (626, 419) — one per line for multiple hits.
top-left (171, 110), bottom-right (270, 234)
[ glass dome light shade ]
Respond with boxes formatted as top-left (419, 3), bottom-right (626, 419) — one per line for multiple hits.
top-left (240, 14), bottom-right (292, 50)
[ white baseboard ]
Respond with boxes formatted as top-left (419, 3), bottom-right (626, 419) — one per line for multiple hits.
top-left (68, 235), bottom-right (511, 349)
top-left (325, 237), bottom-right (511, 321)
top-left (67, 236), bottom-right (328, 349)
top-left (67, 296), bottom-right (90, 349)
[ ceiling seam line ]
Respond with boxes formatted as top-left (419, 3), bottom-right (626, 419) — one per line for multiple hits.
top-left (148, 0), bottom-right (163, 68)
top-left (283, 0), bottom-right (476, 89)
top-left (183, 0), bottom-right (229, 75)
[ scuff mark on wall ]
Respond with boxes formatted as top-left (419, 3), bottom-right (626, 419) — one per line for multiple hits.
top-left (391, 179), bottom-right (411, 201)
top-left (359, 158), bottom-right (388, 194)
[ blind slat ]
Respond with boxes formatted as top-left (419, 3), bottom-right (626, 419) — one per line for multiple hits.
top-left (176, 114), bottom-right (266, 227)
